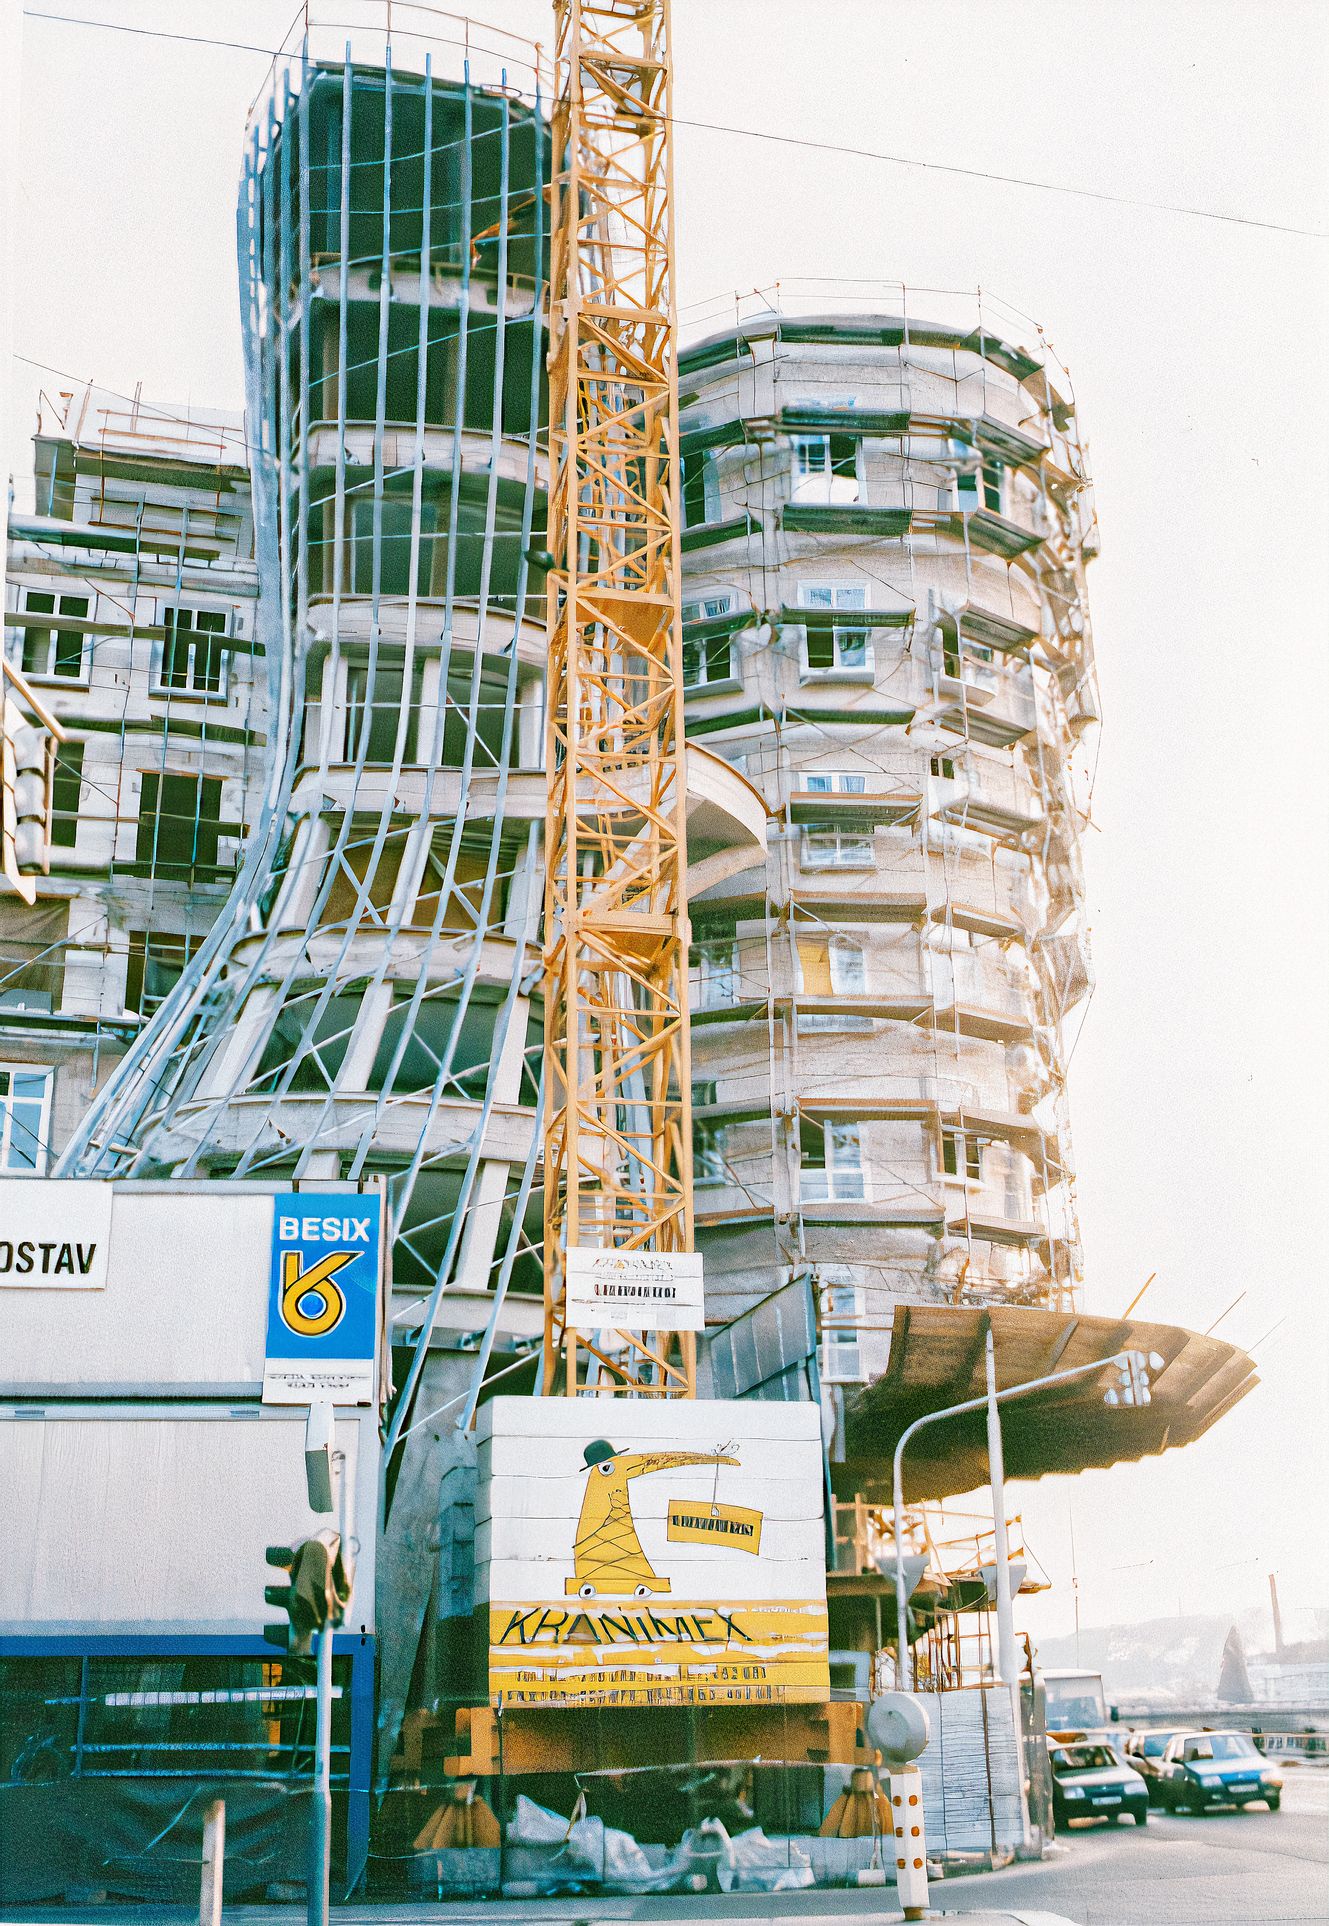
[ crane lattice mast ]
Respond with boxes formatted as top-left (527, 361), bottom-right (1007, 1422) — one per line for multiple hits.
top-left (543, 0), bottom-right (694, 1397)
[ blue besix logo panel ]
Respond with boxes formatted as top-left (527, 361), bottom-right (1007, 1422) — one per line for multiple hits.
top-left (262, 1192), bottom-right (382, 1404)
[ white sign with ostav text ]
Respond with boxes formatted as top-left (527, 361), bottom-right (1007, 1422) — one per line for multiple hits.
top-left (0, 1179), bottom-right (114, 1288)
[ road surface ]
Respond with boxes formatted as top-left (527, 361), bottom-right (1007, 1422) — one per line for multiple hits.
top-left (934, 1762), bottom-right (1328, 1924)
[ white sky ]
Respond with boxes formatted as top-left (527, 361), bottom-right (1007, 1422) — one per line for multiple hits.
top-left (8, 0), bottom-right (1328, 1647)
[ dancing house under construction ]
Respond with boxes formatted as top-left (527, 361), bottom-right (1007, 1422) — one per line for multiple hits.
top-left (1, 13), bottom-right (1259, 1902)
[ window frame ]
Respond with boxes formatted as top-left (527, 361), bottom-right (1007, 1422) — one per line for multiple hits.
top-left (0, 1063), bottom-right (54, 1175)
top-left (134, 770), bottom-right (229, 882)
top-left (789, 431), bottom-right (860, 504)
top-left (681, 450), bottom-right (722, 528)
top-left (694, 940), bottom-right (740, 1009)
top-left (16, 588), bottom-right (91, 683)
top-left (946, 439), bottom-right (1006, 516)
top-left (802, 623), bottom-right (870, 676)
top-left (801, 829), bottom-right (875, 872)
top-left (49, 742), bottom-right (84, 851)
top-left (820, 1273), bottom-right (865, 1382)
top-left (693, 1119), bottom-right (727, 1188)
top-left (798, 582), bottom-right (872, 679)
top-left (153, 605), bottom-right (233, 701)
top-left (801, 769), bottom-right (867, 795)
top-left (682, 630), bottom-right (737, 690)
top-left (941, 1128), bottom-right (985, 1183)
top-left (124, 930), bottom-right (205, 1019)
top-left (682, 591), bottom-right (737, 625)
top-left (797, 934), bottom-right (867, 997)
top-left (801, 1118), bottom-right (866, 1203)
top-left (800, 581), bottom-right (868, 612)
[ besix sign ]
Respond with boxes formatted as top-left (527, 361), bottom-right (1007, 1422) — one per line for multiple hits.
top-left (262, 1192), bottom-right (383, 1405)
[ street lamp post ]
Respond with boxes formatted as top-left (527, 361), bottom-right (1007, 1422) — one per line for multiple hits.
top-left (891, 1343), bottom-right (1159, 1693)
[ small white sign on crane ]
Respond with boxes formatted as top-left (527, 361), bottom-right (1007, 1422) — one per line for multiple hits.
top-left (565, 1246), bottom-right (705, 1333)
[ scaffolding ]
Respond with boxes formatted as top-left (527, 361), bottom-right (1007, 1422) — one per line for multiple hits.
top-left (1, 384), bottom-right (262, 1168)
top-left (673, 284), bottom-right (1100, 1381)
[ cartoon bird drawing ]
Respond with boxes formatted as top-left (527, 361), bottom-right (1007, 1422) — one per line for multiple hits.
top-left (566, 1440), bottom-right (739, 1598)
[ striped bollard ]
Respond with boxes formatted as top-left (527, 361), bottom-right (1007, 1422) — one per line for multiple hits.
top-left (889, 1764), bottom-right (929, 1919)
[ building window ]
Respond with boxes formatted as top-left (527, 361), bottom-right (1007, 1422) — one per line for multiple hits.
top-left (124, 931), bottom-right (203, 1017)
top-left (344, 662), bottom-right (409, 762)
top-left (935, 619), bottom-right (1000, 697)
top-left (49, 743), bottom-right (84, 850)
top-left (157, 607), bottom-right (230, 696)
top-left (801, 770), bottom-right (867, 795)
top-left (351, 497), bottom-right (438, 597)
top-left (790, 433), bottom-right (859, 503)
top-left (800, 583), bottom-right (870, 675)
top-left (682, 592), bottom-right (738, 688)
top-left (820, 1272), bottom-right (864, 1382)
top-left (949, 442), bottom-right (1005, 515)
top-left (798, 936), bottom-right (866, 997)
top-left (0, 1065), bottom-right (53, 1174)
top-left (693, 1120), bottom-right (726, 1187)
top-left (693, 942), bottom-right (739, 1009)
top-left (18, 590), bottom-right (89, 679)
top-left (683, 632), bottom-right (735, 689)
top-left (135, 772), bottom-right (227, 881)
top-left (802, 582), bottom-right (867, 613)
top-left (800, 1118), bottom-right (865, 1202)
top-left (930, 755), bottom-right (957, 781)
top-left (802, 830), bottom-right (874, 871)
top-left (683, 592), bottom-right (735, 624)
top-left (941, 1128), bottom-right (984, 1181)
top-left (681, 451), bottom-right (721, 527)
top-left (803, 624), bottom-right (870, 674)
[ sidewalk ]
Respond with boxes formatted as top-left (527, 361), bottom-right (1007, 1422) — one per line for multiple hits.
top-left (1, 1904), bottom-right (1082, 1926)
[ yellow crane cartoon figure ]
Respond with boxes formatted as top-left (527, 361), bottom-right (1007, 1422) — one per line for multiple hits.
top-left (566, 1440), bottom-right (739, 1598)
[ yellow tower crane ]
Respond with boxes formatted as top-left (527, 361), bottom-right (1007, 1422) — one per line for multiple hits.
top-left (542, 0), bottom-right (695, 1398)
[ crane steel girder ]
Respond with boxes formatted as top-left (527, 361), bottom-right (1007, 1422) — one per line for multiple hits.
top-left (543, 0), bottom-right (695, 1397)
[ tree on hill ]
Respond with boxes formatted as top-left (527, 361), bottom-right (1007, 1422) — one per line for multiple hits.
top-left (1217, 1623), bottom-right (1255, 1703)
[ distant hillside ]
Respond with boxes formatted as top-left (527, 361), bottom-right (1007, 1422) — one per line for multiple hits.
top-left (1033, 1604), bottom-right (1329, 1704)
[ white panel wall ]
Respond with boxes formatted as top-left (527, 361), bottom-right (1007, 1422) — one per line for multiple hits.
top-left (2, 1185), bottom-right (294, 1387)
top-left (0, 1410), bottom-right (375, 1633)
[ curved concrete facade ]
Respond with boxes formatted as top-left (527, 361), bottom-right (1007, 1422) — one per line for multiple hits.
top-left (675, 307), bottom-right (1100, 1386)
top-left (59, 59), bottom-right (765, 1405)
top-left (59, 61), bottom-right (555, 1369)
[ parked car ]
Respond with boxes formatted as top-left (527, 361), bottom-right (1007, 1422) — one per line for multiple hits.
top-left (1049, 1740), bottom-right (1150, 1828)
top-left (1155, 1730), bottom-right (1283, 1813)
top-left (1123, 1727), bottom-right (1189, 1803)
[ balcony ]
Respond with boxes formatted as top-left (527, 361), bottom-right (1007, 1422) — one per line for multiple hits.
top-left (926, 952), bottom-right (1036, 1043)
top-left (931, 766), bottom-right (1043, 840)
top-left (300, 421), bottom-right (542, 493)
top-left (781, 502), bottom-right (912, 539)
top-left (305, 597), bottom-right (548, 669)
top-left (788, 779), bottom-right (921, 828)
top-left (933, 650), bottom-right (1036, 748)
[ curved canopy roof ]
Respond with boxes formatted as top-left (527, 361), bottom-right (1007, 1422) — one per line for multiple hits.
top-left (838, 1303), bottom-right (1257, 1502)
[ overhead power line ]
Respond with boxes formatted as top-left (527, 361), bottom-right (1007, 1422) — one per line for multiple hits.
top-left (672, 115), bottom-right (1325, 241)
top-left (22, 7), bottom-right (1326, 239)
top-left (24, 9), bottom-right (276, 56)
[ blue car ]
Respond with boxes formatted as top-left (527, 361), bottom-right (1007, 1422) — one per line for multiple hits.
top-left (1156, 1730), bottom-right (1283, 1813)
top-left (1050, 1741), bottom-right (1150, 1828)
